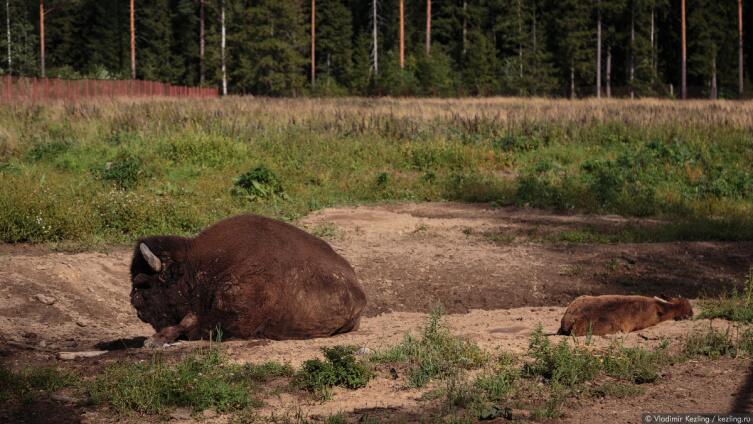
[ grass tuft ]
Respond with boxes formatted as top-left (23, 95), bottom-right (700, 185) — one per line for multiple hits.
top-left (87, 346), bottom-right (281, 415)
top-left (0, 366), bottom-right (78, 403)
top-left (372, 307), bottom-right (488, 388)
top-left (699, 268), bottom-right (753, 323)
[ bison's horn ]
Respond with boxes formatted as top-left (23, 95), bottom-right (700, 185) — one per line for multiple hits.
top-left (140, 243), bottom-right (162, 272)
top-left (653, 296), bottom-right (669, 304)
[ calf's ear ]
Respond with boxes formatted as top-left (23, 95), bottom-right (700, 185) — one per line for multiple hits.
top-left (653, 296), bottom-right (669, 304)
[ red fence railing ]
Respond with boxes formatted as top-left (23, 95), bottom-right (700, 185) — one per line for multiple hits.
top-left (0, 76), bottom-right (218, 103)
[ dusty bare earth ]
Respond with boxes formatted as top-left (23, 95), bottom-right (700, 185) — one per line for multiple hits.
top-left (1, 202), bottom-right (752, 423)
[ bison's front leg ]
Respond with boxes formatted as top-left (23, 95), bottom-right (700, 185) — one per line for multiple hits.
top-left (143, 313), bottom-right (199, 348)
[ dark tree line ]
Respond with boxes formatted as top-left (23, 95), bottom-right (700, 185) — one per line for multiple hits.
top-left (0, 0), bottom-right (751, 97)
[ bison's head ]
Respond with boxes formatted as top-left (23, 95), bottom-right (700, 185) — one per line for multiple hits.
top-left (130, 236), bottom-right (192, 330)
top-left (655, 295), bottom-right (693, 321)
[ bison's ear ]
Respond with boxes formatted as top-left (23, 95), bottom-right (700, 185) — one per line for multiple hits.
top-left (140, 243), bottom-right (163, 272)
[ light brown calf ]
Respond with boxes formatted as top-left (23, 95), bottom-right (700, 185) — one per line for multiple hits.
top-left (558, 295), bottom-right (693, 336)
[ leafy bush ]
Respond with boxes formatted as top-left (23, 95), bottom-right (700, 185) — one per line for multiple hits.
top-left (97, 152), bottom-right (145, 189)
top-left (26, 139), bottom-right (72, 161)
top-left (492, 134), bottom-right (542, 152)
top-left (295, 346), bottom-right (373, 399)
top-left (233, 165), bottom-right (287, 201)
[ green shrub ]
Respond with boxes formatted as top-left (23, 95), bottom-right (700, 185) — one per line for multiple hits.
top-left (26, 139), bottom-right (72, 161)
top-left (295, 346), bottom-right (373, 399)
top-left (96, 152), bottom-right (145, 189)
top-left (233, 165), bottom-right (287, 201)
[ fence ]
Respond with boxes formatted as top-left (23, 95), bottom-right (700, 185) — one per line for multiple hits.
top-left (0, 76), bottom-right (218, 103)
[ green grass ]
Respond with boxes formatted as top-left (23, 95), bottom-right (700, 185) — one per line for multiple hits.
top-left (87, 345), bottom-right (292, 415)
top-left (682, 324), bottom-right (753, 359)
top-left (372, 307), bottom-right (488, 388)
top-left (523, 326), bottom-right (601, 387)
top-left (1, 99), bottom-right (753, 244)
top-left (590, 381), bottom-right (645, 398)
top-left (0, 366), bottom-right (78, 403)
top-left (699, 268), bottom-right (753, 323)
top-left (294, 345), bottom-right (373, 400)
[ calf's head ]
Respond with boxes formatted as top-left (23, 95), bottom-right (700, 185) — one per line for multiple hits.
top-left (654, 295), bottom-right (693, 321)
top-left (130, 236), bottom-right (192, 330)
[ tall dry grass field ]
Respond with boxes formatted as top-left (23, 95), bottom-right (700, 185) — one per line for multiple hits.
top-left (1, 97), bottom-right (752, 245)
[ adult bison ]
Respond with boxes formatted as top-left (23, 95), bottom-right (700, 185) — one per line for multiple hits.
top-left (557, 294), bottom-right (693, 337)
top-left (130, 214), bottom-right (366, 346)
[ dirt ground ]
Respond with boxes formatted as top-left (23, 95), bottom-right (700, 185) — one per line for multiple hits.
top-left (1, 202), bottom-right (752, 423)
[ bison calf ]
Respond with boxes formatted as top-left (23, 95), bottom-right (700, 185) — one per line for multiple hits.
top-left (130, 214), bottom-right (367, 346)
top-left (557, 295), bottom-right (693, 337)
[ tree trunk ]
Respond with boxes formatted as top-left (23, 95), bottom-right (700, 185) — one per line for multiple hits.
top-left (399, 0), bottom-right (404, 68)
top-left (130, 0), bottom-right (136, 79)
top-left (629, 1), bottom-right (635, 99)
top-left (739, 0), bottom-right (744, 97)
top-left (372, 0), bottom-right (378, 75)
top-left (517, 0), bottom-right (523, 78)
top-left (681, 0), bottom-right (687, 99)
top-left (426, 0), bottom-right (431, 55)
top-left (596, 0), bottom-right (601, 98)
top-left (532, 2), bottom-right (537, 56)
top-left (570, 61), bottom-right (575, 99)
top-left (606, 47), bottom-right (611, 98)
top-left (710, 55), bottom-right (717, 100)
top-left (311, 0), bottom-right (316, 86)
top-left (39, 0), bottom-right (44, 78)
top-left (6, 0), bottom-right (10, 74)
top-left (462, 0), bottom-right (467, 57)
top-left (199, 0), bottom-right (205, 85)
top-left (651, 2), bottom-right (656, 82)
top-left (221, 0), bottom-right (227, 96)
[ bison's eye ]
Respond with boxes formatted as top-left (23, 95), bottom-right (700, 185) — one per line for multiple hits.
top-left (133, 273), bottom-right (152, 289)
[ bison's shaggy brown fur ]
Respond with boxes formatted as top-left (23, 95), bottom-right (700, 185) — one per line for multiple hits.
top-left (130, 214), bottom-right (366, 345)
top-left (557, 295), bottom-right (693, 337)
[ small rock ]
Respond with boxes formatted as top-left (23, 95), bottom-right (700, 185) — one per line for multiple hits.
top-left (38, 340), bottom-right (47, 348)
top-left (355, 347), bottom-right (374, 356)
top-left (76, 320), bottom-right (87, 327)
top-left (34, 294), bottom-right (56, 305)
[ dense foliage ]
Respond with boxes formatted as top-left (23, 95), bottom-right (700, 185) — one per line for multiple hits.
top-left (1, 0), bottom-right (751, 97)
